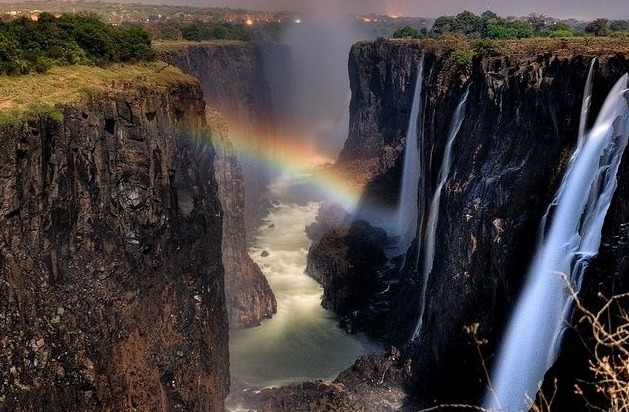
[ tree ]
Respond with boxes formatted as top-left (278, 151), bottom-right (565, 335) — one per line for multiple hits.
top-left (432, 16), bottom-right (456, 35)
top-left (527, 13), bottom-right (548, 34)
top-left (455, 11), bottom-right (483, 36)
top-left (585, 18), bottom-right (609, 36)
top-left (392, 25), bottom-right (423, 39)
top-left (609, 20), bottom-right (629, 32)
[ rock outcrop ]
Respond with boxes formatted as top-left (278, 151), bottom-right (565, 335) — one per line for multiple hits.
top-left (208, 109), bottom-right (277, 328)
top-left (0, 80), bottom-right (229, 411)
top-left (228, 348), bottom-right (413, 412)
top-left (158, 41), bottom-right (287, 328)
top-left (309, 38), bottom-right (629, 408)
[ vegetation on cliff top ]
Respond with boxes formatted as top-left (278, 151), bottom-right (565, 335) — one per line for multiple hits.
top-left (0, 12), bottom-right (153, 75)
top-left (0, 62), bottom-right (195, 126)
top-left (355, 35), bottom-right (629, 76)
top-left (393, 10), bottom-right (629, 40)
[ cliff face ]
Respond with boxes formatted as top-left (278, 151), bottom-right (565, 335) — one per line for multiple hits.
top-left (0, 83), bottom-right (229, 411)
top-left (208, 110), bottom-right (277, 328)
top-left (158, 42), bottom-right (286, 328)
top-left (310, 39), bottom-right (629, 406)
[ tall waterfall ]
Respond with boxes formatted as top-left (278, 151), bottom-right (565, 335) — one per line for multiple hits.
top-left (485, 74), bottom-right (629, 412)
top-left (578, 59), bottom-right (597, 146)
top-left (411, 86), bottom-right (471, 341)
top-left (389, 56), bottom-right (424, 255)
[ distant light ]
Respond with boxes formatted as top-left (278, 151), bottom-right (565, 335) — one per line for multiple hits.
top-left (295, 18), bottom-right (301, 24)
top-left (363, 17), bottom-right (372, 23)
top-left (246, 19), bottom-right (253, 26)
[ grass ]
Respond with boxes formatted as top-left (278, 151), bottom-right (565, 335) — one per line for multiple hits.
top-left (0, 62), bottom-right (197, 126)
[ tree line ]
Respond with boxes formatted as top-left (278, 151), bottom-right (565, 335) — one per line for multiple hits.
top-left (0, 13), bottom-right (153, 75)
top-left (394, 11), bottom-right (629, 40)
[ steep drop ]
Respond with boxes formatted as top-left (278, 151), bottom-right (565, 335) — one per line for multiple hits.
top-left (486, 74), bottom-right (629, 412)
top-left (412, 86), bottom-right (470, 341)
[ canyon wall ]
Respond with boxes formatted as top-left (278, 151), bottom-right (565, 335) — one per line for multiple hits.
top-left (309, 38), bottom-right (629, 407)
top-left (207, 109), bottom-right (277, 328)
top-left (0, 82), bottom-right (229, 411)
top-left (159, 41), bottom-right (290, 328)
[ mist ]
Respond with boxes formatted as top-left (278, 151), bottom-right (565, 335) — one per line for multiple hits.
top-left (157, 0), bottom-right (629, 20)
top-left (275, 0), bottom-right (370, 158)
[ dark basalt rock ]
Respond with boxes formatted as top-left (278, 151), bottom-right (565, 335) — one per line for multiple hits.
top-left (208, 110), bottom-right (277, 328)
top-left (0, 84), bottom-right (229, 411)
top-left (306, 220), bottom-right (388, 317)
top-left (310, 39), bottom-right (629, 408)
top-left (159, 42), bottom-right (288, 328)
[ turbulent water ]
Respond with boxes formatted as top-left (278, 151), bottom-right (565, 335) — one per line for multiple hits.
top-left (411, 86), bottom-right (470, 341)
top-left (486, 74), bottom-right (629, 412)
top-left (228, 173), bottom-right (382, 390)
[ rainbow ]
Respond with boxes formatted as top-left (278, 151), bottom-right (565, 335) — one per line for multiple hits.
top-left (221, 125), bottom-right (364, 211)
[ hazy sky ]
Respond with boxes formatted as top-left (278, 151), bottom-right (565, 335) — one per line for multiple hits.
top-left (195, 0), bottom-right (629, 20)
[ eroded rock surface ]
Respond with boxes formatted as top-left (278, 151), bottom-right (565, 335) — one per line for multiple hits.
top-left (159, 42), bottom-right (287, 328)
top-left (0, 83), bottom-right (229, 411)
top-left (209, 110), bottom-right (277, 328)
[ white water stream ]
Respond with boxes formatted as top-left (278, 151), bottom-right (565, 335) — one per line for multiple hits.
top-left (412, 87), bottom-right (471, 341)
top-left (228, 173), bottom-right (382, 392)
top-left (486, 74), bottom-right (629, 412)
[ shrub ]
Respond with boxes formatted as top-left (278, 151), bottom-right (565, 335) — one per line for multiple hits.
top-left (452, 49), bottom-right (473, 72)
top-left (393, 25), bottom-right (423, 39)
top-left (549, 29), bottom-right (575, 38)
top-left (472, 38), bottom-right (501, 55)
top-left (610, 31), bottom-right (629, 39)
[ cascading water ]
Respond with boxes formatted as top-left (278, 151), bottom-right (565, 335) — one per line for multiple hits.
top-left (411, 86), bottom-right (470, 341)
top-left (485, 74), bottom-right (629, 412)
top-left (578, 59), bottom-right (597, 146)
top-left (388, 56), bottom-right (424, 256)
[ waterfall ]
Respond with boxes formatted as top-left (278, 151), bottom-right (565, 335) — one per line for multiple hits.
top-left (485, 74), bottom-right (629, 412)
top-left (388, 56), bottom-right (424, 255)
top-left (578, 59), bottom-right (597, 147)
top-left (411, 86), bottom-right (471, 341)
top-left (540, 60), bottom-right (597, 234)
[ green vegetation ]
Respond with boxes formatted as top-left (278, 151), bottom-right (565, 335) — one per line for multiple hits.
top-left (0, 13), bottom-right (153, 75)
top-left (0, 62), bottom-right (194, 126)
top-left (471, 38), bottom-right (501, 55)
top-left (392, 26), bottom-right (425, 40)
top-left (452, 49), bottom-right (473, 72)
top-left (137, 21), bottom-right (255, 42)
top-left (421, 11), bottom-right (629, 40)
top-left (549, 29), bottom-right (574, 38)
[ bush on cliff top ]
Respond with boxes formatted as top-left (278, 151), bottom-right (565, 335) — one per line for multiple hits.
top-left (0, 13), bottom-right (153, 75)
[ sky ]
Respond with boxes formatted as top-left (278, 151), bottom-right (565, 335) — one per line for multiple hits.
top-left (196, 0), bottom-right (629, 20)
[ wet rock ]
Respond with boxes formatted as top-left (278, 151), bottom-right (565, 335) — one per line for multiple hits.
top-left (315, 39), bottom-right (629, 408)
top-left (306, 220), bottom-right (387, 316)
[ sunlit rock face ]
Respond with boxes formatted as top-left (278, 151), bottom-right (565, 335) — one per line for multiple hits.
top-left (0, 83), bottom-right (229, 411)
top-left (310, 38), bottom-right (629, 408)
top-left (159, 42), bottom-right (288, 328)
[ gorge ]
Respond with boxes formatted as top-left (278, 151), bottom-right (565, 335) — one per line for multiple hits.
top-left (2, 5), bottom-right (629, 412)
